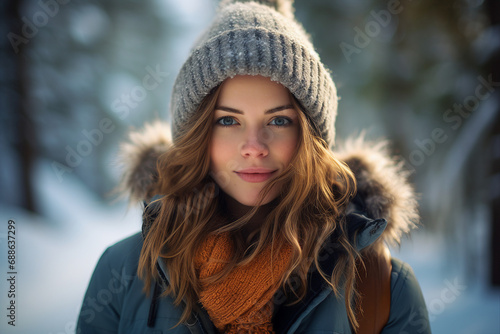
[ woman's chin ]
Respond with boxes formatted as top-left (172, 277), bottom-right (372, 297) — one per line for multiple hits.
top-left (232, 196), bottom-right (260, 207)
top-left (231, 192), bottom-right (277, 207)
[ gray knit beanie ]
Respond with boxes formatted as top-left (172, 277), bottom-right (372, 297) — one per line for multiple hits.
top-left (170, 0), bottom-right (338, 146)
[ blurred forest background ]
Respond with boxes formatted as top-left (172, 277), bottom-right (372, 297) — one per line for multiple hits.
top-left (0, 0), bottom-right (499, 333)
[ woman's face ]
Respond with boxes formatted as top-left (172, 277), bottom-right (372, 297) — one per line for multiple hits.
top-left (210, 75), bottom-right (300, 206)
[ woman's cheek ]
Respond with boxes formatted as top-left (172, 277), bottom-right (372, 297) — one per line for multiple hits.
top-left (276, 132), bottom-right (299, 161)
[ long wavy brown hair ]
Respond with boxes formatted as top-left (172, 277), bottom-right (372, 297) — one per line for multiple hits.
top-left (138, 83), bottom-right (360, 328)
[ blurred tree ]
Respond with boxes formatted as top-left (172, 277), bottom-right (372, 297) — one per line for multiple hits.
top-left (491, 116), bottom-right (500, 287)
top-left (0, 0), bottom-right (36, 212)
top-left (25, 0), bottom-right (173, 197)
top-left (485, 0), bottom-right (500, 287)
top-left (1, 0), bottom-right (215, 214)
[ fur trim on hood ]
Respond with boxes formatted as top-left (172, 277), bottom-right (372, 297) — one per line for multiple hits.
top-left (336, 136), bottom-right (419, 246)
top-left (118, 122), bottom-right (419, 246)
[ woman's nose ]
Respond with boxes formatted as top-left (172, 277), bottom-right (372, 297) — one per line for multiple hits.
top-left (240, 128), bottom-right (270, 158)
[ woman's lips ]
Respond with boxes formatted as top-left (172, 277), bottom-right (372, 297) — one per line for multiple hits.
top-left (235, 168), bottom-right (276, 183)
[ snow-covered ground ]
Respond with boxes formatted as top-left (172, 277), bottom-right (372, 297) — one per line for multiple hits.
top-left (391, 232), bottom-right (500, 334)
top-left (0, 161), bottom-right (141, 334)
top-left (0, 160), bottom-right (499, 334)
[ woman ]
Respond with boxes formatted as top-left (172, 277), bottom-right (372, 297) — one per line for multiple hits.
top-left (77, 1), bottom-right (430, 333)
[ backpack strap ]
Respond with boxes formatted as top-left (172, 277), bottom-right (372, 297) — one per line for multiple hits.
top-left (356, 244), bottom-right (392, 334)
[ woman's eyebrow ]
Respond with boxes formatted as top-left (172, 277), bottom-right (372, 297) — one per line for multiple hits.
top-left (215, 104), bottom-right (294, 114)
top-left (266, 104), bottom-right (294, 114)
top-left (215, 106), bottom-right (243, 114)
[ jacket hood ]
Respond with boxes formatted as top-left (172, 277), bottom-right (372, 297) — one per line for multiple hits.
top-left (117, 121), bottom-right (419, 247)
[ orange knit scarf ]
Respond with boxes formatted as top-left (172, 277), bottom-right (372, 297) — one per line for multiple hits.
top-left (194, 232), bottom-right (293, 333)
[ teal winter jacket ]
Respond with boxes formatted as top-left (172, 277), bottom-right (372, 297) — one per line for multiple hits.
top-left (77, 123), bottom-right (431, 333)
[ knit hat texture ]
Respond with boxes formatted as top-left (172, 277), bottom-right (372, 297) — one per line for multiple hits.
top-left (170, 0), bottom-right (338, 146)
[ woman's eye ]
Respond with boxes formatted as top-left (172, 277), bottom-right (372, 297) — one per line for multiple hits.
top-left (216, 116), bottom-right (238, 126)
top-left (269, 117), bottom-right (291, 127)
